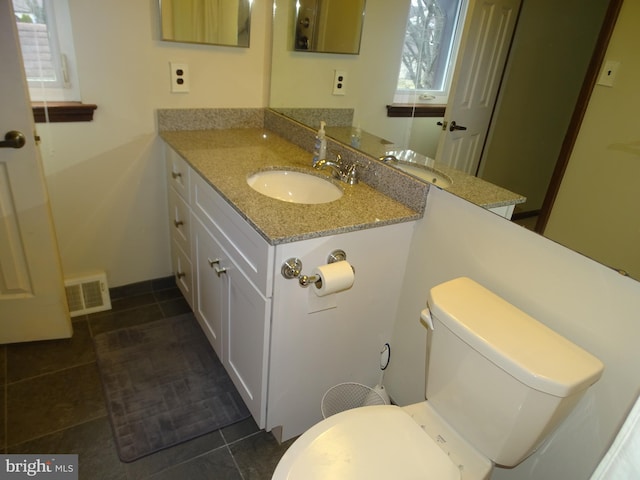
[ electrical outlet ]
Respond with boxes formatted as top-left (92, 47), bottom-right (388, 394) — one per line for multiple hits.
top-left (170, 62), bottom-right (190, 93)
top-left (333, 70), bottom-right (347, 96)
top-left (597, 60), bottom-right (620, 87)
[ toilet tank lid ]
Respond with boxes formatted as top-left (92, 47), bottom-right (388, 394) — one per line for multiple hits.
top-left (427, 277), bottom-right (604, 397)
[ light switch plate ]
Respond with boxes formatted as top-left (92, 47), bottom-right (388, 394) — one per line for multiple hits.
top-left (170, 62), bottom-right (190, 93)
top-left (597, 60), bottom-right (620, 87)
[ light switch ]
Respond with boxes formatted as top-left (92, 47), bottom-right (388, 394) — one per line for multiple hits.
top-left (597, 60), bottom-right (620, 87)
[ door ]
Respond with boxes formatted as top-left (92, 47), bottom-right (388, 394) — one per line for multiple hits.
top-left (0, 0), bottom-right (71, 343)
top-left (436, 0), bottom-right (522, 174)
top-left (225, 261), bottom-right (270, 428)
top-left (193, 217), bottom-right (224, 357)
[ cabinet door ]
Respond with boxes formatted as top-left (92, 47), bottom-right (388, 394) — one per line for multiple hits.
top-left (193, 217), bottom-right (225, 358)
top-left (225, 258), bottom-right (271, 428)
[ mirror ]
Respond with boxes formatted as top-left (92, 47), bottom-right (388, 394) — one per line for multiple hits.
top-left (160, 0), bottom-right (252, 47)
top-left (270, 0), bottom-right (638, 281)
top-left (294, 0), bottom-right (366, 54)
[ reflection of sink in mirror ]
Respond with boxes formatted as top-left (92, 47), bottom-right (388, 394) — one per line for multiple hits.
top-left (247, 169), bottom-right (343, 204)
top-left (383, 150), bottom-right (453, 188)
top-left (393, 163), bottom-right (452, 188)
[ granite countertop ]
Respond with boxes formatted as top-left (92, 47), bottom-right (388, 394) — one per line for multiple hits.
top-left (160, 129), bottom-right (421, 245)
top-left (436, 165), bottom-right (526, 209)
top-left (382, 149), bottom-right (526, 210)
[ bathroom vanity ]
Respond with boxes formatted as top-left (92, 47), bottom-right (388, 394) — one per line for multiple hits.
top-left (163, 128), bottom-right (418, 441)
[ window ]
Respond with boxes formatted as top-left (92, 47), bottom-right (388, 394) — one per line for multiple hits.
top-left (13, 0), bottom-right (81, 102)
top-left (394, 0), bottom-right (466, 105)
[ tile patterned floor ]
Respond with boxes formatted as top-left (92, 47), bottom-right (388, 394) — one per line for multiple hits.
top-left (1, 277), bottom-right (293, 479)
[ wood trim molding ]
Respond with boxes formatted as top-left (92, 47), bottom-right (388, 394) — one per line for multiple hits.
top-left (386, 104), bottom-right (446, 118)
top-left (32, 102), bottom-right (97, 123)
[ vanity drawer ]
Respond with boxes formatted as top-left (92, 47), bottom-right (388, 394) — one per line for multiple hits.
top-left (191, 173), bottom-right (273, 297)
top-left (171, 239), bottom-right (193, 308)
top-left (166, 147), bottom-right (191, 202)
top-left (168, 187), bottom-right (191, 256)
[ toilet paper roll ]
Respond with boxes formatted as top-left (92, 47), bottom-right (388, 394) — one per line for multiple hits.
top-left (312, 261), bottom-right (354, 297)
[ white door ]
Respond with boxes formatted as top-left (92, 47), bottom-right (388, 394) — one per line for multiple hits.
top-left (436, 0), bottom-right (522, 174)
top-left (0, 0), bottom-right (72, 343)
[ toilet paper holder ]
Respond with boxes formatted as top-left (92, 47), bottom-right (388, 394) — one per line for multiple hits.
top-left (281, 250), bottom-right (349, 287)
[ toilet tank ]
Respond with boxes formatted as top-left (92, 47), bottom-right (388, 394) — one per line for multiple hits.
top-left (425, 277), bottom-right (603, 467)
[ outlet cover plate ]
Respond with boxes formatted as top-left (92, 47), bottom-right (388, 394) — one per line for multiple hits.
top-left (170, 62), bottom-right (190, 93)
top-left (333, 70), bottom-right (347, 96)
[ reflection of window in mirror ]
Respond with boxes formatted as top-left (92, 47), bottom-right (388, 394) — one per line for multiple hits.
top-left (12, 0), bottom-right (81, 102)
top-left (394, 0), bottom-right (466, 105)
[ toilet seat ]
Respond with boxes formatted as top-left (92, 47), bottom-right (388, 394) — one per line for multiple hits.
top-left (272, 405), bottom-right (461, 480)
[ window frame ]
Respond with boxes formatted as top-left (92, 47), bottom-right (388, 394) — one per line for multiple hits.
top-left (14, 0), bottom-right (82, 102)
top-left (393, 0), bottom-right (468, 107)
top-left (14, 0), bottom-right (94, 122)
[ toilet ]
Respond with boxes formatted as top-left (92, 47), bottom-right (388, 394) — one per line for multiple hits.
top-left (272, 277), bottom-right (604, 479)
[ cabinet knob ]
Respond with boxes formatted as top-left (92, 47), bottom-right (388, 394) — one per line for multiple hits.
top-left (174, 219), bottom-right (184, 227)
top-left (215, 266), bottom-right (227, 277)
top-left (171, 171), bottom-right (182, 179)
top-left (208, 258), bottom-right (220, 267)
top-left (176, 271), bottom-right (185, 279)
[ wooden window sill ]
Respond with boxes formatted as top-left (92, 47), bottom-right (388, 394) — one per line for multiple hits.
top-left (32, 102), bottom-right (97, 123)
top-left (386, 104), bottom-right (446, 118)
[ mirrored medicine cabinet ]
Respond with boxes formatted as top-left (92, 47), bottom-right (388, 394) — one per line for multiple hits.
top-left (159, 0), bottom-right (252, 47)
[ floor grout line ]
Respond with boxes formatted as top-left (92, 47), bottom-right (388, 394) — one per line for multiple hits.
top-left (5, 359), bottom-right (98, 386)
top-left (5, 413), bottom-right (109, 451)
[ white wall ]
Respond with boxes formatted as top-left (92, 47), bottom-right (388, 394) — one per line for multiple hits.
top-left (38, 0), bottom-right (271, 287)
top-left (386, 187), bottom-right (640, 479)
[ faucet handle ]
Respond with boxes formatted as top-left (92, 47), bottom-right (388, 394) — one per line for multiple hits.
top-left (345, 163), bottom-right (358, 185)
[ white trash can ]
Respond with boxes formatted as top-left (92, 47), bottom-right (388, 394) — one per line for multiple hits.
top-left (321, 382), bottom-right (389, 419)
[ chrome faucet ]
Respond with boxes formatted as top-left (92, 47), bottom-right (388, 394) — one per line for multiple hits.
top-left (313, 154), bottom-right (358, 185)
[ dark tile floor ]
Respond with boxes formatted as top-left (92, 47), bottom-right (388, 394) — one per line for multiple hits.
top-left (1, 277), bottom-right (293, 479)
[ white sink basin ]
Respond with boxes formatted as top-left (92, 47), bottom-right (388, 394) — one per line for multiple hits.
top-left (394, 163), bottom-right (453, 188)
top-left (247, 170), bottom-right (343, 204)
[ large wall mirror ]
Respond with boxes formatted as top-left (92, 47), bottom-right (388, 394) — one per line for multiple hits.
top-left (270, 0), bottom-right (638, 281)
top-left (160, 0), bottom-right (252, 47)
top-left (294, 0), bottom-right (366, 54)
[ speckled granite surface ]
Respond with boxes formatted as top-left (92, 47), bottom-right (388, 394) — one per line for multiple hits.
top-left (160, 128), bottom-right (421, 245)
top-left (158, 108), bottom-right (524, 245)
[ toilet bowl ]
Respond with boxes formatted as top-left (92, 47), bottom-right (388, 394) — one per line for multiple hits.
top-left (272, 402), bottom-right (492, 480)
top-left (272, 277), bottom-right (604, 480)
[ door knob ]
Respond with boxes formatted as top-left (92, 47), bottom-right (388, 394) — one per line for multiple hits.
top-left (0, 130), bottom-right (26, 149)
top-left (449, 121), bottom-right (467, 132)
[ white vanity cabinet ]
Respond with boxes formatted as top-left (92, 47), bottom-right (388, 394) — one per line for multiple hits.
top-left (166, 148), bottom-right (273, 426)
top-left (165, 145), bottom-right (415, 441)
top-left (190, 174), bottom-right (273, 426)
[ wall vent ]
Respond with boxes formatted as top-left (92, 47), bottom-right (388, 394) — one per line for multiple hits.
top-left (64, 272), bottom-right (112, 317)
